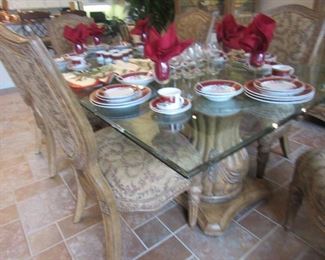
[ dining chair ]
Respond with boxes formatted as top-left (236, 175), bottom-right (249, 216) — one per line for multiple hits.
top-left (0, 25), bottom-right (198, 259)
top-left (46, 14), bottom-right (94, 56)
top-left (175, 7), bottom-right (212, 43)
top-left (256, 5), bottom-right (325, 177)
top-left (264, 4), bottom-right (325, 65)
top-left (18, 11), bottom-right (52, 48)
top-left (284, 149), bottom-right (325, 233)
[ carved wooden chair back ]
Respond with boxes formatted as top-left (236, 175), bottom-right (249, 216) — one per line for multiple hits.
top-left (264, 4), bottom-right (325, 65)
top-left (61, 10), bottom-right (87, 17)
top-left (0, 24), bottom-right (120, 258)
top-left (0, 24), bottom-right (95, 170)
top-left (18, 11), bottom-right (50, 38)
top-left (47, 14), bottom-right (94, 55)
top-left (175, 8), bottom-right (212, 43)
top-left (118, 22), bottom-right (131, 42)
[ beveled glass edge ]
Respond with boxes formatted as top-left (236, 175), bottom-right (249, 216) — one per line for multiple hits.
top-left (81, 93), bottom-right (324, 179)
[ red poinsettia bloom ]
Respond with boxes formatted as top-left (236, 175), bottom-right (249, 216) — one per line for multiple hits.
top-left (144, 23), bottom-right (192, 62)
top-left (216, 14), bottom-right (246, 50)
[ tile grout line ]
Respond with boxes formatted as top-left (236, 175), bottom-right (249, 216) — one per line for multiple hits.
top-left (239, 225), bottom-right (278, 260)
top-left (0, 217), bottom-right (20, 228)
top-left (233, 220), bottom-right (261, 241)
top-left (14, 193), bottom-right (34, 259)
top-left (132, 230), bottom-right (175, 259)
top-left (252, 209), bottom-right (281, 226)
top-left (156, 217), bottom-right (200, 260)
top-left (120, 216), bottom-right (149, 250)
top-left (29, 240), bottom-right (64, 258)
top-left (132, 216), bottom-right (189, 259)
top-left (130, 202), bottom-right (176, 231)
top-left (59, 171), bottom-right (77, 200)
top-left (55, 222), bottom-right (77, 260)
top-left (235, 200), bottom-right (264, 222)
top-left (289, 229), bottom-right (325, 256)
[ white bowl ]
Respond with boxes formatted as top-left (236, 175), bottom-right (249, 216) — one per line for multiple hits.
top-left (116, 72), bottom-right (154, 86)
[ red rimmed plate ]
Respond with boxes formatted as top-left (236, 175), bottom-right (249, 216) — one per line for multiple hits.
top-left (195, 80), bottom-right (243, 96)
top-left (244, 80), bottom-right (315, 101)
top-left (115, 71), bottom-right (154, 86)
top-left (254, 77), bottom-right (305, 93)
top-left (90, 86), bottom-right (151, 108)
top-left (96, 84), bottom-right (140, 101)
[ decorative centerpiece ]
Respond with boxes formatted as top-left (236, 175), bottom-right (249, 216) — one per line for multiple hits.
top-left (144, 23), bottom-right (192, 84)
top-left (88, 23), bottom-right (104, 45)
top-left (216, 14), bottom-right (276, 67)
top-left (64, 23), bottom-right (90, 54)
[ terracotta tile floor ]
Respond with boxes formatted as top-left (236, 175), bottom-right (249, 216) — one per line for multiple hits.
top-left (0, 89), bottom-right (324, 260)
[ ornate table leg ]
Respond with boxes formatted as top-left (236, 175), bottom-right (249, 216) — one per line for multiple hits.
top-left (177, 115), bottom-right (271, 236)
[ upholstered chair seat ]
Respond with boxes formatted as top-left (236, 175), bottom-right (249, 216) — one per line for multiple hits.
top-left (96, 128), bottom-right (190, 212)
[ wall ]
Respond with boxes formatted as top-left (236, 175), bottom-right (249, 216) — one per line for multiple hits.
top-left (257, 0), bottom-right (314, 11)
top-left (0, 62), bottom-right (15, 90)
top-left (8, 0), bottom-right (72, 9)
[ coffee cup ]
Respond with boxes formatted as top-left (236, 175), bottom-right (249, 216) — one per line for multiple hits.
top-left (272, 64), bottom-right (294, 77)
top-left (157, 88), bottom-right (184, 110)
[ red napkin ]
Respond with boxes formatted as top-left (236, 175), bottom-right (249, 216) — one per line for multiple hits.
top-left (216, 14), bottom-right (246, 50)
top-left (240, 14), bottom-right (276, 53)
top-left (144, 23), bottom-right (192, 62)
top-left (88, 23), bottom-right (104, 36)
top-left (63, 23), bottom-right (90, 44)
top-left (130, 18), bottom-right (149, 36)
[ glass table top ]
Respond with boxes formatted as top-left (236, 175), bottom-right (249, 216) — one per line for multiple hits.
top-left (78, 61), bottom-right (325, 178)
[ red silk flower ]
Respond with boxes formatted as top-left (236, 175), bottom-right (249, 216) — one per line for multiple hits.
top-left (216, 14), bottom-right (246, 50)
top-left (63, 23), bottom-right (90, 44)
top-left (131, 18), bottom-right (149, 35)
top-left (240, 14), bottom-right (276, 53)
top-left (88, 23), bottom-right (104, 36)
top-left (144, 23), bottom-right (192, 62)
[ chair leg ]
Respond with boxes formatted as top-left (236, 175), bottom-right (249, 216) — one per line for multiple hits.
top-left (279, 135), bottom-right (290, 158)
top-left (88, 166), bottom-right (121, 260)
top-left (44, 125), bottom-right (57, 178)
top-left (284, 184), bottom-right (304, 231)
top-left (72, 167), bottom-right (87, 223)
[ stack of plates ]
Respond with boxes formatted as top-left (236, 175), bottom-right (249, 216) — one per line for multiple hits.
top-left (195, 80), bottom-right (243, 102)
top-left (89, 84), bottom-right (151, 109)
top-left (244, 77), bottom-right (315, 104)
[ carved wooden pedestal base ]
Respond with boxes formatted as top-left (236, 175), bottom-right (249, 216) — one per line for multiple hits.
top-left (177, 178), bottom-right (270, 236)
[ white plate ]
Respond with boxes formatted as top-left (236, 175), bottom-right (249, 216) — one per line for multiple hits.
top-left (253, 77), bottom-right (305, 94)
top-left (96, 84), bottom-right (140, 101)
top-left (244, 91), bottom-right (314, 104)
top-left (116, 72), bottom-right (154, 86)
top-left (103, 86), bottom-right (135, 99)
top-left (244, 81), bottom-right (315, 101)
top-left (150, 97), bottom-right (192, 115)
top-left (90, 86), bottom-right (151, 109)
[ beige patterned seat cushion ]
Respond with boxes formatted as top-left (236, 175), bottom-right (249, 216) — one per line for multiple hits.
top-left (95, 128), bottom-right (190, 212)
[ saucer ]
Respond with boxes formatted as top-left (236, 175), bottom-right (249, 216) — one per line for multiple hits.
top-left (150, 97), bottom-right (191, 115)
